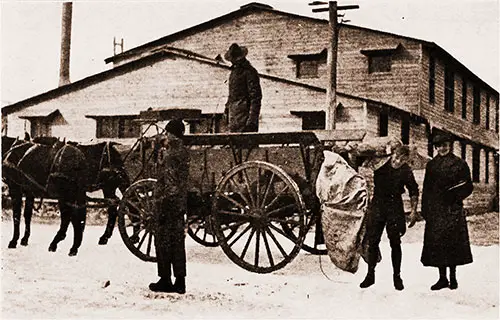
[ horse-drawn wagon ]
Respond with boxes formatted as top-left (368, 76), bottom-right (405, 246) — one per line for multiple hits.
top-left (2, 108), bottom-right (366, 272)
top-left (116, 109), bottom-right (366, 273)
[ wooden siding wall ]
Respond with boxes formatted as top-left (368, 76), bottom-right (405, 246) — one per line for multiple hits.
top-left (116, 12), bottom-right (330, 89)
top-left (419, 47), bottom-right (498, 211)
top-left (337, 27), bottom-right (422, 115)
top-left (420, 47), bottom-right (499, 149)
top-left (115, 12), bottom-right (423, 115)
top-left (7, 57), bottom-right (329, 141)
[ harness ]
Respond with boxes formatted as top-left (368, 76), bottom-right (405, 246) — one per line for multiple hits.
top-left (46, 143), bottom-right (72, 185)
top-left (91, 141), bottom-right (115, 190)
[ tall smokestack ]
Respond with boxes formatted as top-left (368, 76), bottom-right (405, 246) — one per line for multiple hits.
top-left (59, 2), bottom-right (73, 87)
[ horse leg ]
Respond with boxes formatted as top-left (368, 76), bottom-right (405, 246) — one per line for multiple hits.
top-left (69, 201), bottom-right (86, 256)
top-left (49, 201), bottom-right (71, 252)
top-left (98, 189), bottom-right (118, 245)
top-left (8, 187), bottom-right (22, 249)
top-left (20, 194), bottom-right (34, 246)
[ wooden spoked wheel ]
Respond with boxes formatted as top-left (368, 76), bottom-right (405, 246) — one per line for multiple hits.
top-left (187, 212), bottom-right (219, 247)
top-left (212, 161), bottom-right (308, 273)
top-left (118, 178), bottom-right (158, 262)
top-left (281, 213), bottom-right (327, 255)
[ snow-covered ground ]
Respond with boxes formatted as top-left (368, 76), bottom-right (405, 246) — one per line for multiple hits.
top-left (1, 219), bottom-right (498, 319)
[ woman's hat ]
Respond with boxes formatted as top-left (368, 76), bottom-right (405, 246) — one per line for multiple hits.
top-left (224, 43), bottom-right (248, 61)
top-left (432, 132), bottom-right (454, 145)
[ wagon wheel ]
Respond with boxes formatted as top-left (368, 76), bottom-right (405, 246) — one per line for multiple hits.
top-left (187, 192), bottom-right (240, 247)
top-left (212, 161), bottom-right (307, 273)
top-left (187, 213), bottom-right (219, 247)
top-left (118, 178), bottom-right (158, 262)
top-left (281, 212), bottom-right (327, 255)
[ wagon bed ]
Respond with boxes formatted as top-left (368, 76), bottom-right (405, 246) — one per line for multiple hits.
top-left (117, 128), bottom-right (365, 273)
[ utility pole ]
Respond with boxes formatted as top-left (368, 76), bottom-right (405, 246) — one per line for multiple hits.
top-left (309, 1), bottom-right (358, 130)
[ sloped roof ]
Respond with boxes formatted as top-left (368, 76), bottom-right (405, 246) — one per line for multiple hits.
top-left (3, 45), bottom-right (409, 120)
top-left (104, 2), bottom-right (497, 95)
top-left (1, 47), bottom-right (325, 116)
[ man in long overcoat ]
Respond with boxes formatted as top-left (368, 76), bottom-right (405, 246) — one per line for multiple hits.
top-left (420, 132), bottom-right (473, 290)
top-left (149, 119), bottom-right (190, 293)
top-left (224, 43), bottom-right (262, 132)
top-left (360, 145), bottom-right (419, 291)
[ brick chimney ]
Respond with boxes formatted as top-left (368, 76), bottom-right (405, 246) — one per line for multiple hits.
top-left (58, 2), bottom-right (73, 87)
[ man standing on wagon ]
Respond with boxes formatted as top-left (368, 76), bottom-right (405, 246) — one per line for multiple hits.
top-left (149, 119), bottom-right (190, 294)
top-left (360, 145), bottom-right (419, 291)
top-left (224, 43), bottom-right (262, 132)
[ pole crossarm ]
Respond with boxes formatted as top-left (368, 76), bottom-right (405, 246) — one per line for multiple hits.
top-left (312, 4), bottom-right (358, 12)
top-left (338, 5), bottom-right (359, 10)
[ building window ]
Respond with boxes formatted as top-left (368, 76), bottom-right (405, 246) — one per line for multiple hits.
top-left (368, 55), bottom-right (392, 73)
top-left (461, 78), bottom-right (467, 119)
top-left (429, 55), bottom-right (436, 104)
top-left (460, 141), bottom-right (466, 160)
top-left (401, 116), bottom-right (410, 144)
top-left (444, 67), bottom-right (454, 112)
top-left (472, 146), bottom-right (480, 182)
top-left (19, 109), bottom-right (66, 138)
top-left (485, 150), bottom-right (489, 184)
top-left (486, 95), bottom-right (490, 129)
top-left (187, 114), bottom-right (224, 133)
top-left (302, 112), bottom-right (325, 130)
top-left (30, 120), bottom-right (51, 137)
top-left (290, 111), bottom-right (326, 130)
top-left (297, 60), bottom-right (320, 78)
top-left (427, 135), bottom-right (434, 157)
top-left (496, 99), bottom-right (499, 133)
top-left (91, 116), bottom-right (141, 138)
top-left (1, 114), bottom-right (7, 136)
top-left (288, 49), bottom-right (327, 79)
top-left (379, 111), bottom-right (388, 137)
top-left (361, 45), bottom-right (401, 74)
top-left (473, 86), bottom-right (481, 124)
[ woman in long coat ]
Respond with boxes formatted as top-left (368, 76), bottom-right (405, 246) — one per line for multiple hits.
top-left (420, 132), bottom-right (473, 290)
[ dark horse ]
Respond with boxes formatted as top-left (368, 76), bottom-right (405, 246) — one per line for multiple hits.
top-left (2, 136), bottom-right (36, 248)
top-left (2, 136), bottom-right (130, 255)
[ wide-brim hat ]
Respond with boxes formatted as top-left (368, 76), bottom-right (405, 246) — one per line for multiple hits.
top-left (164, 119), bottom-right (185, 138)
top-left (224, 43), bottom-right (248, 61)
top-left (432, 131), bottom-right (454, 145)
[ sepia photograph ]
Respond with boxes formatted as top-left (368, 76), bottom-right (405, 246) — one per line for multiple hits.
top-left (1, 0), bottom-right (499, 318)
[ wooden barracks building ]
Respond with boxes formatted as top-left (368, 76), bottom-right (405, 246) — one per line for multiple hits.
top-left (2, 3), bottom-right (498, 211)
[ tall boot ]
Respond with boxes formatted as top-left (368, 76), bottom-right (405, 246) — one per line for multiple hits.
top-left (391, 240), bottom-right (403, 291)
top-left (431, 267), bottom-right (449, 291)
top-left (393, 273), bottom-right (404, 291)
top-left (173, 276), bottom-right (186, 294)
top-left (449, 266), bottom-right (458, 290)
top-left (149, 277), bottom-right (173, 292)
top-left (360, 265), bottom-right (375, 289)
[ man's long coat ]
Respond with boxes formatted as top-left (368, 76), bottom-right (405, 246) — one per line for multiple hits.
top-left (225, 59), bottom-right (262, 132)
